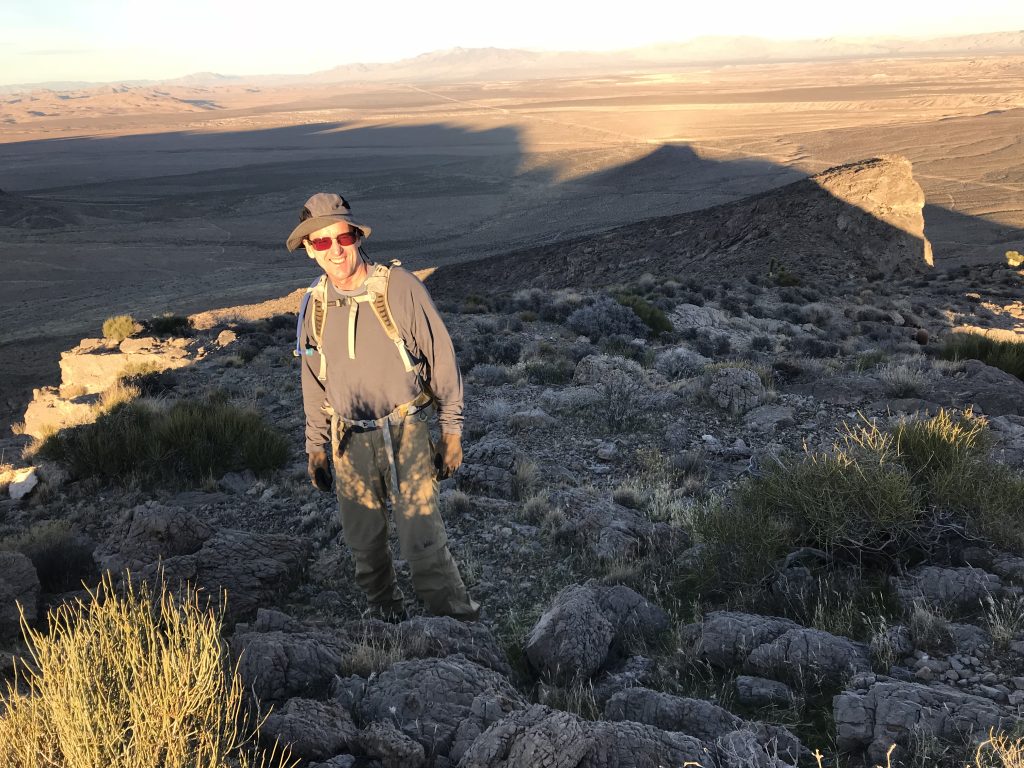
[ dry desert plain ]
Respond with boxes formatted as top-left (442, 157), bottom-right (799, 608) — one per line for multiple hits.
top-left (1, 54), bottom-right (1023, 430)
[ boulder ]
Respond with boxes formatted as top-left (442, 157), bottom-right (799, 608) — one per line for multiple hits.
top-left (457, 704), bottom-right (592, 768)
top-left (230, 629), bottom-right (348, 703)
top-left (259, 697), bottom-right (357, 761)
top-left (524, 584), bottom-right (615, 682)
top-left (743, 628), bottom-right (871, 689)
top-left (671, 304), bottom-right (731, 331)
top-left (946, 360), bottom-right (1024, 417)
top-left (744, 405), bottom-right (796, 433)
top-left (94, 504), bottom-right (213, 573)
top-left (133, 528), bottom-right (309, 623)
top-left (59, 340), bottom-right (191, 395)
top-left (357, 655), bottom-right (526, 759)
top-left (604, 687), bottom-right (742, 741)
top-left (604, 687), bottom-right (801, 765)
top-left (0, 551), bottom-right (40, 641)
top-left (592, 656), bottom-right (657, 707)
top-left (735, 676), bottom-right (796, 708)
top-left (679, 611), bottom-right (801, 669)
top-left (458, 436), bottom-right (520, 499)
top-left (707, 367), bottom-right (766, 414)
top-left (583, 720), bottom-right (714, 768)
top-left (7, 467), bottom-right (38, 500)
top-left (21, 386), bottom-right (97, 439)
top-left (524, 582), bottom-right (669, 683)
top-left (890, 566), bottom-right (1004, 613)
top-left (356, 720), bottom-right (426, 768)
top-left (834, 678), bottom-right (1011, 765)
top-left (357, 615), bottom-right (512, 677)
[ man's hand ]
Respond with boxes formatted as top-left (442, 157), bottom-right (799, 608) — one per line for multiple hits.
top-left (435, 433), bottom-right (463, 480)
top-left (307, 450), bottom-right (333, 492)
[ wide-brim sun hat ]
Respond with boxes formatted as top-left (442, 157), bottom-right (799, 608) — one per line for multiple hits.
top-left (285, 192), bottom-right (373, 251)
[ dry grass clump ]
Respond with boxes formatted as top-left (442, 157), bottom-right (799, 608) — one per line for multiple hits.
top-left (0, 574), bottom-right (294, 768)
top-left (694, 409), bottom-right (1024, 590)
top-left (36, 398), bottom-right (289, 487)
top-left (941, 332), bottom-right (1024, 382)
top-left (101, 314), bottom-right (138, 343)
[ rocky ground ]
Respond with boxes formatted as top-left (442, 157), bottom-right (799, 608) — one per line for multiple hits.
top-left (1, 159), bottom-right (1024, 767)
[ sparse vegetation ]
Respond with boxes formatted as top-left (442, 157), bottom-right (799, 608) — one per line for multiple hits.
top-left (36, 397), bottom-right (290, 487)
top-left (613, 293), bottom-right (673, 336)
top-left (693, 409), bottom-right (1024, 592)
top-left (0, 573), bottom-right (294, 768)
top-left (940, 331), bottom-right (1024, 382)
top-left (566, 294), bottom-right (648, 342)
top-left (0, 520), bottom-right (95, 592)
top-left (101, 314), bottom-right (138, 343)
top-left (146, 313), bottom-right (194, 337)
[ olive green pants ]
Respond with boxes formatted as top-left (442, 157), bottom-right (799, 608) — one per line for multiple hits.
top-left (331, 407), bottom-right (479, 620)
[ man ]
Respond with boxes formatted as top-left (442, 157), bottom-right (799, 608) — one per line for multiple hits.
top-left (286, 192), bottom-right (479, 621)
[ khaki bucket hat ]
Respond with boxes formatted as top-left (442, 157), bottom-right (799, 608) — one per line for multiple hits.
top-left (285, 192), bottom-right (373, 251)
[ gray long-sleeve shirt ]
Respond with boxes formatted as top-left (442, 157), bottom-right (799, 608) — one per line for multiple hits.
top-left (300, 264), bottom-right (463, 454)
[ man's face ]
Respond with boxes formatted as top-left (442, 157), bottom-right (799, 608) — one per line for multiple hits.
top-left (304, 222), bottom-right (363, 286)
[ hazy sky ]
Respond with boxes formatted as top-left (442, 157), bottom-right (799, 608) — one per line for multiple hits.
top-left (2, 0), bottom-right (1023, 85)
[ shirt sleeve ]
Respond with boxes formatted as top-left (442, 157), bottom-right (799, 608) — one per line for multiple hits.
top-left (388, 268), bottom-right (464, 436)
top-left (299, 308), bottom-right (332, 454)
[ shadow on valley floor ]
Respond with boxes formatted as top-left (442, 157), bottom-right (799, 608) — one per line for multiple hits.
top-left (0, 118), bottom-right (1011, 432)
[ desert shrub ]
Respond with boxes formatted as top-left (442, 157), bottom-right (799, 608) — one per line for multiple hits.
top-left (693, 329), bottom-right (731, 358)
top-left (800, 302), bottom-right (838, 328)
top-left (613, 293), bottom-right (673, 336)
top-left (655, 346), bottom-right (707, 379)
top-left (786, 336), bottom-right (840, 358)
top-left (735, 450), bottom-right (921, 559)
top-left (102, 314), bottom-right (138, 343)
top-left (940, 332), bottom-right (1024, 382)
top-left (877, 361), bottom-right (929, 398)
top-left (774, 268), bottom-right (801, 287)
top-left (0, 521), bottom-right (96, 593)
top-left (1006, 250), bottom-right (1024, 268)
top-left (749, 334), bottom-right (774, 352)
top-left (523, 357), bottom-right (575, 385)
top-left (567, 295), bottom-right (648, 342)
top-left (37, 398), bottom-right (289, 487)
top-left (0, 574), bottom-right (293, 768)
top-left (147, 313), bottom-right (193, 337)
top-left (598, 336), bottom-right (656, 367)
top-left (689, 495), bottom-right (793, 588)
top-left (468, 363), bottom-right (512, 386)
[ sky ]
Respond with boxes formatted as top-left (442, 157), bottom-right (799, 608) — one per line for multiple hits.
top-left (2, 0), bottom-right (1023, 86)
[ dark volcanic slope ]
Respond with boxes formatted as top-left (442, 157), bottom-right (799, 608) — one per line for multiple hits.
top-left (430, 156), bottom-right (932, 299)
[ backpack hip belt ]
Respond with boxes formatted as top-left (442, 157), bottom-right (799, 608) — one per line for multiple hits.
top-left (325, 390), bottom-right (435, 498)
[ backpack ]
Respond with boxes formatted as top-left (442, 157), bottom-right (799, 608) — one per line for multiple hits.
top-left (294, 260), bottom-right (417, 383)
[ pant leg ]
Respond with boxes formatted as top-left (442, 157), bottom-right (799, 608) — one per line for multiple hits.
top-left (332, 427), bottom-right (405, 614)
top-left (386, 409), bottom-right (480, 620)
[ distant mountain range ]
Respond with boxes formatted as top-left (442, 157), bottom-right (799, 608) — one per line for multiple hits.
top-left (3, 30), bottom-right (1023, 93)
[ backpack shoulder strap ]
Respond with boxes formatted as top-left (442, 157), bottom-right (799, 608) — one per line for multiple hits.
top-left (295, 275), bottom-right (330, 381)
top-left (365, 261), bottom-right (416, 373)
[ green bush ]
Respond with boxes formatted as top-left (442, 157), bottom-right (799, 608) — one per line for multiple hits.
top-left (37, 398), bottom-right (289, 487)
top-left (614, 293), bottom-right (673, 336)
top-left (146, 313), bottom-right (194, 337)
top-left (735, 450), bottom-right (921, 558)
top-left (102, 314), bottom-right (137, 343)
top-left (940, 332), bottom-right (1024, 382)
top-left (694, 409), bottom-right (1024, 591)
